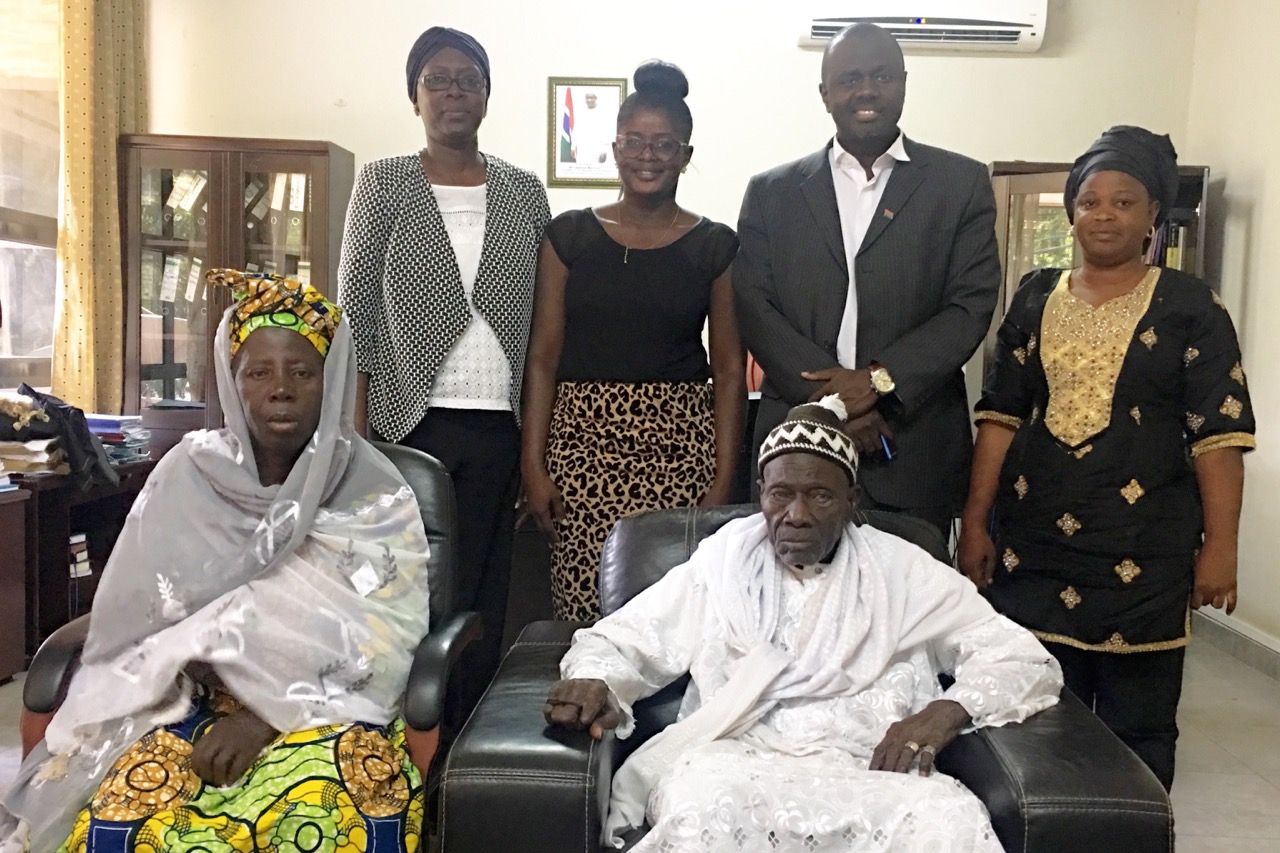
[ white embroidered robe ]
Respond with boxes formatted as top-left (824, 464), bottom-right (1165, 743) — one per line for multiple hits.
top-left (562, 522), bottom-right (1063, 852)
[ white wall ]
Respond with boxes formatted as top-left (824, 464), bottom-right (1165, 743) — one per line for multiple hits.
top-left (1183, 0), bottom-right (1280, 649)
top-left (147, 0), bottom-right (1198, 224)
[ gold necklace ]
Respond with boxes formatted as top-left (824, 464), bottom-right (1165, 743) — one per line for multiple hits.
top-left (619, 204), bottom-right (680, 264)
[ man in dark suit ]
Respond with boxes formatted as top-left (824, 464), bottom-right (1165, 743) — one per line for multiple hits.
top-left (734, 23), bottom-right (1001, 537)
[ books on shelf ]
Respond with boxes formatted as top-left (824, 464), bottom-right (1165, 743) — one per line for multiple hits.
top-left (1165, 224), bottom-right (1184, 271)
top-left (1156, 209), bottom-right (1196, 273)
top-left (69, 532), bottom-right (91, 578)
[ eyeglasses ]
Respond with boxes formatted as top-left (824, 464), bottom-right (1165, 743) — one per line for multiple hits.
top-left (419, 73), bottom-right (486, 93)
top-left (615, 135), bottom-right (686, 162)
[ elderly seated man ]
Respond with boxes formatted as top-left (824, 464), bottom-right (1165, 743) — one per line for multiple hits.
top-left (544, 397), bottom-right (1064, 852)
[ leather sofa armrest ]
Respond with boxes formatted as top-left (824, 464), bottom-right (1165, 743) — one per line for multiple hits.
top-left (936, 690), bottom-right (1172, 853)
top-left (23, 614), bottom-right (91, 714)
top-left (403, 610), bottom-right (482, 732)
top-left (442, 620), bottom-right (614, 853)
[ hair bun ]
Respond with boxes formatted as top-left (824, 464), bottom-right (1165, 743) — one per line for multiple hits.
top-left (633, 60), bottom-right (688, 100)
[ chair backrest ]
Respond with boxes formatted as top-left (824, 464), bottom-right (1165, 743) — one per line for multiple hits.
top-left (372, 441), bottom-right (458, 622)
top-left (599, 504), bottom-right (949, 616)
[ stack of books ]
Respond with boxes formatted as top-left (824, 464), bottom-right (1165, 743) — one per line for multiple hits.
top-left (69, 533), bottom-right (91, 578)
top-left (0, 438), bottom-right (69, 475)
top-left (85, 414), bottom-right (151, 465)
top-left (0, 461), bottom-right (16, 493)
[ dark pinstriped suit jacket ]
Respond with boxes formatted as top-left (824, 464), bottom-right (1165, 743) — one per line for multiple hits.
top-left (733, 138), bottom-right (1001, 510)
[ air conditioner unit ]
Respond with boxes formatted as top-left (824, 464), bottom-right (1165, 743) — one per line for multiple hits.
top-left (799, 0), bottom-right (1047, 53)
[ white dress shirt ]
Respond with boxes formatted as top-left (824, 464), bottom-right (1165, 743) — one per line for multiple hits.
top-left (428, 183), bottom-right (513, 410)
top-left (828, 133), bottom-right (910, 369)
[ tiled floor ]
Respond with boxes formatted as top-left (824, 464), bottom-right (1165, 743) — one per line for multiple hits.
top-left (1172, 641), bottom-right (1280, 851)
top-left (0, 642), bottom-right (1277, 848)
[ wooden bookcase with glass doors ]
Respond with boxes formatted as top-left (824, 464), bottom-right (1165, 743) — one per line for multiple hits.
top-left (118, 134), bottom-right (354, 454)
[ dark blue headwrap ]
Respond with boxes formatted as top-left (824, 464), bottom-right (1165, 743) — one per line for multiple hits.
top-left (406, 26), bottom-right (490, 103)
top-left (1064, 126), bottom-right (1179, 225)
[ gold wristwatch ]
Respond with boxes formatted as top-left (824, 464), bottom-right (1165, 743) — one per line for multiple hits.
top-left (869, 362), bottom-right (896, 395)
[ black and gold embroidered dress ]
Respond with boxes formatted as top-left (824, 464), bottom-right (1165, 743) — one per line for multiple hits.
top-left (976, 267), bottom-right (1255, 652)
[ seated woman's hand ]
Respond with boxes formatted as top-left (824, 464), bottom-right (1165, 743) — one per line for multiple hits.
top-left (544, 678), bottom-right (620, 740)
top-left (191, 709), bottom-right (279, 787)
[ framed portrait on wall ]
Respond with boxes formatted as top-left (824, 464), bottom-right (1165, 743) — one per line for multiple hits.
top-left (546, 77), bottom-right (627, 188)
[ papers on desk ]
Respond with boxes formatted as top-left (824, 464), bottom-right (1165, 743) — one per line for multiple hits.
top-left (85, 415), bottom-right (151, 465)
top-left (0, 439), bottom-right (70, 474)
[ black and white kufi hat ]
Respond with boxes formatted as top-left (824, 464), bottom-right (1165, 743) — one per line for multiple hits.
top-left (758, 395), bottom-right (858, 484)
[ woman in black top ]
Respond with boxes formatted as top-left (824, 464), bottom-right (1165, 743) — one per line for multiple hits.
top-left (958, 126), bottom-right (1255, 790)
top-left (522, 60), bottom-right (744, 621)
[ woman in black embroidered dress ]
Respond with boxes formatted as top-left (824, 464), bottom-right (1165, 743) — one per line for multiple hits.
top-left (957, 126), bottom-right (1255, 790)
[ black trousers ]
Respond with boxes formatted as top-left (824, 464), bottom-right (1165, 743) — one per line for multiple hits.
top-left (393, 408), bottom-right (521, 730)
top-left (1048, 643), bottom-right (1186, 791)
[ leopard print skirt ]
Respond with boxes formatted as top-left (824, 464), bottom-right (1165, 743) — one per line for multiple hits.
top-left (545, 381), bottom-right (716, 621)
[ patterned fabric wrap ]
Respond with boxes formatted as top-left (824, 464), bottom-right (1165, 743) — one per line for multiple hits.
top-left (545, 381), bottom-right (715, 621)
top-left (758, 396), bottom-right (858, 484)
top-left (206, 268), bottom-right (342, 358)
top-left (56, 687), bottom-right (424, 852)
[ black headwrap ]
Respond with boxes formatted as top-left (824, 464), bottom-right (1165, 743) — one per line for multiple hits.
top-left (406, 26), bottom-right (491, 103)
top-left (1064, 126), bottom-right (1179, 225)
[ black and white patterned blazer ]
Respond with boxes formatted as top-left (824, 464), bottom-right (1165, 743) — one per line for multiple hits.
top-left (338, 153), bottom-right (550, 442)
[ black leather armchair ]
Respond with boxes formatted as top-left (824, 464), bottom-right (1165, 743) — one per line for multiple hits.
top-left (19, 442), bottom-right (479, 780)
top-left (442, 505), bottom-right (1173, 853)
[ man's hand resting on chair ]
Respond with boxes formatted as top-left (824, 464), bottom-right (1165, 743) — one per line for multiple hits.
top-left (191, 709), bottom-right (279, 787)
top-left (544, 678), bottom-right (621, 740)
top-left (870, 699), bottom-right (971, 777)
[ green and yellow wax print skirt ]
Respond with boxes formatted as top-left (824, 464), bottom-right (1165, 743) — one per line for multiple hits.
top-left (57, 688), bottom-right (423, 852)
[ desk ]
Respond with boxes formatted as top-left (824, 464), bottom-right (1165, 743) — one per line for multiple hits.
top-left (0, 489), bottom-right (30, 681)
top-left (15, 460), bottom-right (155, 656)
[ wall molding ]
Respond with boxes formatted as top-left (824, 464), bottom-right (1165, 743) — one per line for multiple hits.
top-left (1191, 611), bottom-right (1280, 682)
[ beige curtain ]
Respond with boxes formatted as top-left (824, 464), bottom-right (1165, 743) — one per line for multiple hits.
top-left (52, 0), bottom-right (146, 412)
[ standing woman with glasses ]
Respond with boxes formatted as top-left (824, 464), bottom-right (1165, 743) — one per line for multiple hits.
top-left (522, 60), bottom-right (744, 622)
top-left (338, 26), bottom-right (549, 720)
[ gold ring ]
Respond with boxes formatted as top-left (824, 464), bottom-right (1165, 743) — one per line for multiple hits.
top-left (904, 741), bottom-right (920, 753)
top-left (920, 744), bottom-right (937, 756)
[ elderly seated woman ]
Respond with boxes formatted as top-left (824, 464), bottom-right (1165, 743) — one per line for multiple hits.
top-left (0, 271), bottom-right (432, 852)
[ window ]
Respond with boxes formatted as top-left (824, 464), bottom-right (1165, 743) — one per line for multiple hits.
top-left (0, 0), bottom-right (59, 390)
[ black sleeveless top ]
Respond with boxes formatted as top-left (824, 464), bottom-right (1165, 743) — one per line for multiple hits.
top-left (545, 208), bottom-right (738, 383)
